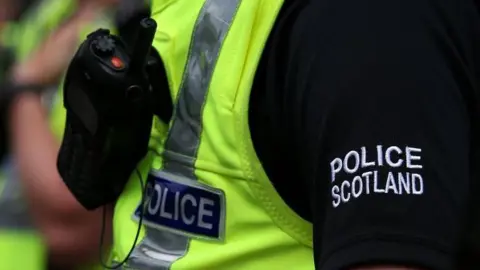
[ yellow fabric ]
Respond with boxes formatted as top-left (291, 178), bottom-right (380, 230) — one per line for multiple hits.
top-left (0, 231), bottom-right (45, 270)
top-left (113, 0), bottom-right (314, 269)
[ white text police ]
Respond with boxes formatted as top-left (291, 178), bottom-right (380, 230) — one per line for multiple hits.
top-left (329, 145), bottom-right (424, 208)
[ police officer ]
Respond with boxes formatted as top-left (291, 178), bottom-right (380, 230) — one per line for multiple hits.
top-left (11, 0), bottom-right (480, 269)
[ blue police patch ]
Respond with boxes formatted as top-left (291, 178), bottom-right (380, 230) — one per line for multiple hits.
top-left (133, 170), bottom-right (226, 241)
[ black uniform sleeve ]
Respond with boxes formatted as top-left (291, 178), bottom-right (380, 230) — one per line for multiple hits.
top-left (285, 0), bottom-right (480, 269)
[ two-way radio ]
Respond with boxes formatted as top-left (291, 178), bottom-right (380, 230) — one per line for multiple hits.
top-left (57, 18), bottom-right (162, 210)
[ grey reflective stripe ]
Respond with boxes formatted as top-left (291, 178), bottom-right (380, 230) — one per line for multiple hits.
top-left (125, 0), bottom-right (241, 269)
top-left (0, 160), bottom-right (33, 229)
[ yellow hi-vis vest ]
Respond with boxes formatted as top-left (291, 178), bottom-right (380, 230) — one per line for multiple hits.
top-left (112, 0), bottom-right (314, 269)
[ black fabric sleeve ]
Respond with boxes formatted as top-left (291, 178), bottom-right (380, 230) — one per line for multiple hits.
top-left (284, 0), bottom-right (480, 269)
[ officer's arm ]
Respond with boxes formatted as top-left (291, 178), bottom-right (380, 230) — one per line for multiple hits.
top-left (284, 0), bottom-right (478, 269)
top-left (8, 92), bottom-right (112, 267)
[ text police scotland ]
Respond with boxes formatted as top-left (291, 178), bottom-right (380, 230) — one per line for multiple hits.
top-left (330, 145), bottom-right (423, 208)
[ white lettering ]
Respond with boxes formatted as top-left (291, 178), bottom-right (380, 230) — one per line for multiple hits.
top-left (373, 170), bottom-right (385, 193)
top-left (332, 185), bottom-right (341, 208)
top-left (329, 145), bottom-right (425, 208)
top-left (385, 146), bottom-right (403, 167)
top-left (341, 181), bottom-right (351, 203)
top-left (412, 173), bottom-right (424, 194)
top-left (385, 172), bottom-right (399, 194)
top-left (181, 194), bottom-right (196, 225)
top-left (377, 145), bottom-right (384, 166)
top-left (174, 192), bottom-right (180, 220)
top-left (330, 158), bottom-right (342, 182)
top-left (160, 187), bottom-right (172, 219)
top-left (406, 147), bottom-right (422, 169)
top-left (148, 183), bottom-right (162, 214)
top-left (344, 151), bottom-right (360, 174)
top-left (198, 198), bottom-right (214, 230)
top-left (352, 176), bottom-right (363, 198)
top-left (361, 146), bottom-right (376, 168)
top-left (398, 172), bottom-right (410, 194)
top-left (362, 171), bottom-right (372, 194)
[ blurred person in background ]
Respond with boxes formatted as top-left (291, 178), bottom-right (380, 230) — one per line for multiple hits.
top-left (0, 1), bottom-right (78, 268)
top-left (0, 0), bottom-right (142, 269)
top-left (0, 0), bottom-right (43, 85)
top-left (0, 0), bottom-right (18, 23)
top-left (0, 0), bottom-right (35, 24)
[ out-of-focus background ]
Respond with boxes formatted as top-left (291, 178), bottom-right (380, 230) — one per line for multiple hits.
top-left (0, 1), bottom-right (147, 269)
top-left (0, 0), bottom-right (34, 22)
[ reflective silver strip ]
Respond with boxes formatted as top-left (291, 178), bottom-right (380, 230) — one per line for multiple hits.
top-left (125, 0), bottom-right (241, 269)
top-left (0, 160), bottom-right (32, 229)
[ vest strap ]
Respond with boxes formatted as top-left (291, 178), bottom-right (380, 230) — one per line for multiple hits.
top-left (125, 0), bottom-right (241, 268)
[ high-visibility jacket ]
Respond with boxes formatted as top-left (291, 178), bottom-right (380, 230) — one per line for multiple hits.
top-left (0, 5), bottom-right (115, 270)
top-left (112, 0), bottom-right (314, 269)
